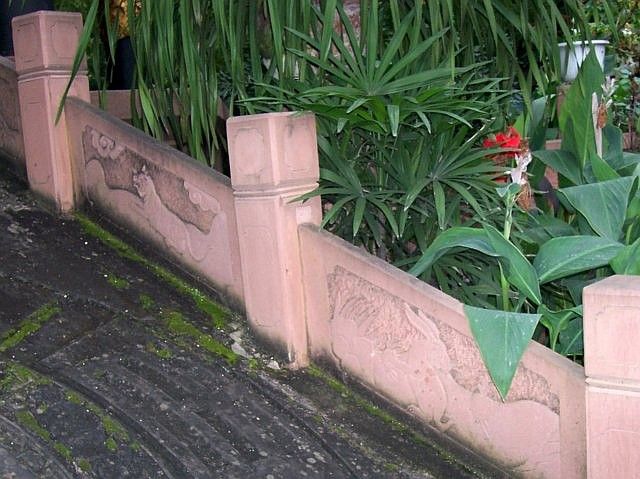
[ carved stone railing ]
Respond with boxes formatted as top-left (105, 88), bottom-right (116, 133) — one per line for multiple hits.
top-left (295, 224), bottom-right (584, 478)
top-left (65, 97), bottom-right (244, 304)
top-left (0, 56), bottom-right (25, 175)
top-left (10, 11), bottom-right (243, 305)
top-left (7, 9), bottom-right (640, 479)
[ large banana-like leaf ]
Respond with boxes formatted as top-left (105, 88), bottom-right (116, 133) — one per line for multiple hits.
top-left (465, 305), bottom-right (541, 400)
top-left (558, 177), bottom-right (636, 240)
top-left (532, 149), bottom-right (583, 186)
top-left (557, 52), bottom-right (603, 172)
top-left (534, 235), bottom-right (624, 283)
top-left (610, 238), bottom-right (640, 275)
top-left (483, 224), bottom-right (541, 305)
top-left (409, 225), bottom-right (541, 305)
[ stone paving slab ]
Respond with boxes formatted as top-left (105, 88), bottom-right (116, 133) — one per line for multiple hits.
top-left (0, 161), bottom-right (509, 479)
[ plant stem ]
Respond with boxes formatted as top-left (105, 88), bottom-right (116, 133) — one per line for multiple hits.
top-left (499, 193), bottom-right (515, 312)
top-left (500, 264), bottom-right (510, 312)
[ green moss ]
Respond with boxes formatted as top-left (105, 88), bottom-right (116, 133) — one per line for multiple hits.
top-left (164, 311), bottom-right (237, 365)
top-left (130, 441), bottom-right (142, 452)
top-left (139, 294), bottom-right (155, 311)
top-left (194, 296), bottom-right (227, 329)
top-left (1, 363), bottom-right (51, 391)
top-left (0, 303), bottom-right (60, 352)
top-left (247, 358), bottom-right (260, 371)
top-left (64, 389), bottom-right (130, 445)
top-left (306, 365), bottom-right (471, 469)
top-left (105, 436), bottom-right (118, 452)
top-left (383, 462), bottom-right (400, 472)
top-left (145, 342), bottom-right (173, 359)
top-left (65, 390), bottom-right (83, 405)
top-left (54, 442), bottom-right (73, 461)
top-left (15, 410), bottom-right (51, 442)
top-left (76, 213), bottom-right (145, 263)
top-left (76, 213), bottom-right (231, 328)
top-left (77, 458), bottom-right (92, 472)
top-left (102, 416), bottom-right (129, 443)
top-left (105, 273), bottom-right (129, 290)
top-left (15, 409), bottom-right (79, 467)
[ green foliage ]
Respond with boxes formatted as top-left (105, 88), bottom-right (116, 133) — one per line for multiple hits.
top-left (59, 1), bottom-right (621, 397)
top-left (62, 0), bottom-right (601, 164)
top-left (412, 53), bottom-right (640, 397)
top-left (465, 306), bottom-right (541, 399)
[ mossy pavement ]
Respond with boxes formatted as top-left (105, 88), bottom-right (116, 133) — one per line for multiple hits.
top-left (0, 163), bottom-right (509, 478)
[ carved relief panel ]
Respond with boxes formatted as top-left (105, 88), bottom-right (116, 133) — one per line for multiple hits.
top-left (327, 266), bottom-right (562, 476)
top-left (81, 126), bottom-right (234, 285)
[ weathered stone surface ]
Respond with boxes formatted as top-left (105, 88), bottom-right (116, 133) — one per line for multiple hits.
top-left (0, 162), bottom-right (500, 478)
top-left (300, 224), bottom-right (587, 479)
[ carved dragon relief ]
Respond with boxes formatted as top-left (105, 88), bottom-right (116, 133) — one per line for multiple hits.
top-left (328, 266), bottom-right (559, 411)
top-left (327, 266), bottom-right (562, 474)
top-left (82, 126), bottom-right (216, 233)
top-left (82, 126), bottom-right (226, 262)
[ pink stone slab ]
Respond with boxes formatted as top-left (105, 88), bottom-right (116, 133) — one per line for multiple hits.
top-left (299, 225), bottom-right (586, 478)
top-left (64, 97), bottom-right (244, 305)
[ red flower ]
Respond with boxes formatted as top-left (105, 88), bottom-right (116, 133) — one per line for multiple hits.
top-left (482, 126), bottom-right (521, 152)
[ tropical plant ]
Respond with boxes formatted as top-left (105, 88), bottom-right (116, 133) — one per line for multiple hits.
top-left (58, 0), bottom-right (628, 398)
top-left (60, 0), bottom-right (606, 167)
top-left (245, 2), bottom-right (507, 261)
top-left (410, 53), bottom-right (640, 398)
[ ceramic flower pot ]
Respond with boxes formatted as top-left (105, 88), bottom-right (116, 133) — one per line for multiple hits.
top-left (558, 40), bottom-right (608, 82)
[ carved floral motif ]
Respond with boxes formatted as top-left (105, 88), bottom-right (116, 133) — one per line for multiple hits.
top-left (83, 126), bottom-right (216, 233)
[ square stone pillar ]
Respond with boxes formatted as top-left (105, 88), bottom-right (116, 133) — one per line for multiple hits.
top-left (12, 11), bottom-right (89, 212)
top-left (227, 112), bottom-right (321, 367)
top-left (583, 275), bottom-right (640, 478)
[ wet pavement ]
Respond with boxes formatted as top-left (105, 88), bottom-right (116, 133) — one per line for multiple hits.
top-left (0, 161), bottom-right (508, 478)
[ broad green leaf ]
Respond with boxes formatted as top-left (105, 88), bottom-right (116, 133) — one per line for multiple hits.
top-left (610, 237), bottom-right (640, 275)
top-left (558, 318), bottom-right (584, 356)
top-left (561, 276), bottom-right (599, 306)
top-left (602, 124), bottom-right (624, 170)
top-left (532, 149), bottom-right (582, 186)
top-left (619, 152), bottom-right (640, 174)
top-left (538, 304), bottom-right (582, 352)
top-left (534, 236), bottom-right (623, 283)
top-left (559, 177), bottom-right (636, 240)
top-left (589, 153), bottom-right (619, 182)
top-left (483, 225), bottom-right (541, 305)
top-left (465, 305), bottom-right (541, 399)
top-left (409, 227), bottom-right (496, 276)
top-left (519, 215), bottom-right (576, 246)
top-left (558, 52), bottom-right (603, 171)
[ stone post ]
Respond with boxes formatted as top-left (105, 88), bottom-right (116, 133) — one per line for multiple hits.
top-left (227, 112), bottom-right (321, 367)
top-left (583, 275), bottom-right (640, 477)
top-left (12, 11), bottom-right (89, 212)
